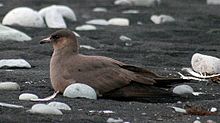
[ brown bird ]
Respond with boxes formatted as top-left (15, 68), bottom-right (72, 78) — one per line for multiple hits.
top-left (40, 29), bottom-right (186, 101)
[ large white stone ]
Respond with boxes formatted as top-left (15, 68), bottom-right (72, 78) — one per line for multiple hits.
top-left (86, 19), bottom-right (109, 26)
top-left (151, 15), bottom-right (175, 24)
top-left (63, 83), bottom-right (97, 100)
top-left (45, 10), bottom-right (67, 28)
top-left (108, 18), bottom-right (129, 26)
top-left (114, 0), bottom-right (161, 7)
top-left (0, 82), bottom-right (20, 91)
top-left (19, 93), bottom-right (39, 101)
top-left (28, 104), bottom-right (63, 115)
top-left (0, 59), bottom-right (31, 68)
top-left (48, 101), bottom-right (71, 111)
top-left (2, 7), bottom-right (45, 28)
top-left (172, 85), bottom-right (194, 95)
top-left (191, 53), bottom-right (220, 74)
top-left (0, 25), bottom-right (31, 41)
top-left (207, 0), bottom-right (220, 5)
top-left (75, 25), bottom-right (97, 31)
top-left (39, 5), bottom-right (76, 28)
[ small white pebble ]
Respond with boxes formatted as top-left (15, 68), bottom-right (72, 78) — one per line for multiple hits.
top-left (122, 10), bottom-right (139, 14)
top-left (86, 19), bottom-right (109, 26)
top-left (119, 35), bottom-right (131, 41)
top-left (151, 15), bottom-right (175, 24)
top-left (193, 120), bottom-right (201, 123)
top-left (0, 102), bottom-right (24, 108)
top-left (108, 18), bottom-right (129, 26)
top-left (72, 31), bottom-right (80, 37)
top-left (47, 101), bottom-right (71, 111)
top-left (173, 85), bottom-right (194, 95)
top-left (80, 45), bottom-right (96, 50)
top-left (63, 83), bottom-right (97, 100)
top-left (75, 25), bottom-right (97, 31)
top-left (169, 106), bottom-right (187, 113)
top-left (207, 119), bottom-right (216, 123)
top-left (102, 110), bottom-right (115, 114)
top-left (19, 93), bottom-right (38, 101)
top-left (28, 104), bottom-right (63, 115)
top-left (210, 107), bottom-right (217, 112)
top-left (0, 82), bottom-right (20, 90)
top-left (207, 0), bottom-right (220, 5)
top-left (93, 7), bottom-right (107, 12)
top-left (107, 118), bottom-right (123, 123)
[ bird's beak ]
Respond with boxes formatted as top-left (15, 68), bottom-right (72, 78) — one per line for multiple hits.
top-left (40, 37), bottom-right (51, 44)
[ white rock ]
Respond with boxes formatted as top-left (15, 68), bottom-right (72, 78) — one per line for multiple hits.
top-left (102, 110), bottom-right (115, 114)
top-left (86, 19), bottom-right (109, 26)
top-left (63, 83), bottom-right (97, 100)
top-left (172, 85), bottom-right (194, 95)
top-left (119, 35), bottom-right (132, 41)
top-left (207, 0), bottom-right (220, 5)
top-left (93, 7), bottom-right (107, 12)
top-left (108, 18), bottom-right (129, 26)
top-left (191, 53), bottom-right (220, 74)
top-left (0, 25), bottom-right (31, 41)
top-left (45, 10), bottom-right (66, 28)
top-left (75, 25), bottom-right (97, 31)
top-left (193, 120), bottom-right (201, 123)
top-left (169, 106), bottom-right (187, 113)
top-left (2, 7), bottom-right (45, 28)
top-left (0, 82), bottom-right (20, 90)
top-left (210, 107), bottom-right (217, 112)
top-left (80, 45), bottom-right (96, 50)
top-left (0, 3), bottom-right (3, 7)
top-left (0, 59), bottom-right (31, 68)
top-left (48, 101), bottom-right (71, 111)
top-left (122, 10), bottom-right (139, 14)
top-left (73, 31), bottom-right (80, 37)
top-left (107, 118), bottom-right (123, 123)
top-left (28, 104), bottom-right (63, 115)
top-left (114, 0), bottom-right (161, 7)
top-left (19, 93), bottom-right (39, 101)
top-left (151, 15), bottom-right (175, 24)
top-left (39, 5), bottom-right (76, 28)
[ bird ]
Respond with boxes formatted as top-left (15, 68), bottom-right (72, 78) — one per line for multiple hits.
top-left (40, 29), bottom-right (187, 101)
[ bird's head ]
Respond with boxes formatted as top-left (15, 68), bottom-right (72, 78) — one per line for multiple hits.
top-left (40, 29), bottom-right (79, 53)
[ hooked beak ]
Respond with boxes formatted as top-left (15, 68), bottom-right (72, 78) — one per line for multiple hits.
top-left (40, 37), bottom-right (51, 44)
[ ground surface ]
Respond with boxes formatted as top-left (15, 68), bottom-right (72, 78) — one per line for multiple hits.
top-left (0, 0), bottom-right (220, 122)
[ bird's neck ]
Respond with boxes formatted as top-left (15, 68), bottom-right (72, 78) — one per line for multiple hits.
top-left (53, 45), bottom-right (78, 57)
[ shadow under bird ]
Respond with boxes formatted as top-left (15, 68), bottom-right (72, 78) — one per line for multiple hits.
top-left (40, 29), bottom-right (187, 101)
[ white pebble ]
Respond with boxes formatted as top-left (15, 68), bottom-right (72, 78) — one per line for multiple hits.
top-left (172, 85), bottom-right (194, 95)
top-left (193, 120), bottom-right (201, 123)
top-left (75, 25), bottom-right (97, 31)
top-left (151, 15), bottom-right (175, 24)
top-left (86, 19), bottom-right (109, 26)
top-left (0, 59), bottom-right (31, 68)
top-left (101, 110), bottom-right (115, 114)
top-left (207, 0), bottom-right (220, 5)
top-left (122, 10), bottom-right (139, 14)
top-left (72, 31), bottom-right (80, 37)
top-left (207, 119), bottom-right (216, 123)
top-left (108, 18), bottom-right (129, 26)
top-left (80, 45), bottom-right (96, 50)
top-left (0, 82), bottom-right (20, 91)
top-left (191, 53), bottom-right (220, 74)
top-left (119, 35), bottom-right (132, 41)
top-left (28, 104), bottom-right (63, 115)
top-left (19, 93), bottom-right (39, 101)
top-left (48, 101), bottom-right (71, 111)
top-left (2, 7), bottom-right (45, 28)
top-left (63, 83), bottom-right (97, 100)
top-left (0, 25), bottom-right (31, 41)
top-left (93, 7), bottom-right (107, 12)
top-left (210, 107), bottom-right (217, 112)
top-left (114, 0), bottom-right (161, 7)
top-left (107, 118), bottom-right (123, 123)
top-left (169, 106), bottom-right (187, 113)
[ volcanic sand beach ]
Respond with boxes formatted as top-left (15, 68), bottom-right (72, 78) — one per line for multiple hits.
top-left (0, 0), bottom-right (220, 122)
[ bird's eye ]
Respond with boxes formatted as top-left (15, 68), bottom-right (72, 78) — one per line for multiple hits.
top-left (51, 35), bottom-right (60, 40)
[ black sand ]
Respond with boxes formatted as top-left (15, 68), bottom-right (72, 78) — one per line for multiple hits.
top-left (0, 0), bottom-right (220, 122)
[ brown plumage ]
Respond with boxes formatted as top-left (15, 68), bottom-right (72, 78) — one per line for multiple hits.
top-left (40, 29), bottom-right (186, 99)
